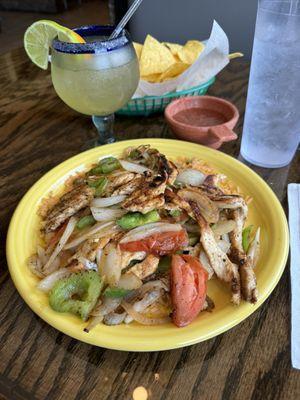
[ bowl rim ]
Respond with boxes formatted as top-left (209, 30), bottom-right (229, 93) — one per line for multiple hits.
top-left (164, 95), bottom-right (239, 130)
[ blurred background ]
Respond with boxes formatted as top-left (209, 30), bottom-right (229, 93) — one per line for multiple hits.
top-left (129, 0), bottom-right (257, 59)
top-left (0, 0), bottom-right (257, 57)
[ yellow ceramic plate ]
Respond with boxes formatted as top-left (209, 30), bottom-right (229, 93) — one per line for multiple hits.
top-left (6, 139), bottom-right (289, 351)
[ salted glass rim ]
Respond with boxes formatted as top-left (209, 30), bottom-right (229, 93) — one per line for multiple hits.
top-left (51, 25), bottom-right (130, 54)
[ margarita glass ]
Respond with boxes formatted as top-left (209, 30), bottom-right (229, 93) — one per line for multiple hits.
top-left (51, 25), bottom-right (139, 145)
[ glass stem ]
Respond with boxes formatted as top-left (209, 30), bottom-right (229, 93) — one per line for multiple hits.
top-left (92, 114), bottom-right (115, 144)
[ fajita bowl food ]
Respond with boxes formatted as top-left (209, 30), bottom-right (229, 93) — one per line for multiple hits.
top-left (28, 145), bottom-right (260, 332)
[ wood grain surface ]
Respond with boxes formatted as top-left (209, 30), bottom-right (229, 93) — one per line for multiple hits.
top-left (0, 50), bottom-right (299, 400)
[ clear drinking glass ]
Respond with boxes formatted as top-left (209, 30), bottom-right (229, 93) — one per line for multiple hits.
top-left (241, 0), bottom-right (300, 168)
top-left (51, 25), bottom-right (139, 146)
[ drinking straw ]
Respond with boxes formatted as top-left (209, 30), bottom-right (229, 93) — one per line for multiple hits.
top-left (109, 0), bottom-right (144, 39)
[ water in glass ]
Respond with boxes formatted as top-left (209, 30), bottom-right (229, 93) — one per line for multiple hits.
top-left (241, 0), bottom-right (300, 167)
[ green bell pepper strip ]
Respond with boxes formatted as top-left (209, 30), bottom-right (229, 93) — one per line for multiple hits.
top-left (128, 149), bottom-right (140, 159)
top-left (157, 256), bottom-right (171, 273)
top-left (89, 157), bottom-right (120, 175)
top-left (94, 177), bottom-right (108, 197)
top-left (242, 225), bottom-right (253, 252)
top-left (117, 210), bottom-right (160, 230)
top-left (88, 177), bottom-right (104, 188)
top-left (89, 166), bottom-right (103, 175)
top-left (76, 215), bottom-right (95, 230)
top-left (188, 233), bottom-right (199, 246)
top-left (100, 157), bottom-right (120, 174)
top-left (49, 271), bottom-right (103, 321)
top-left (169, 209), bottom-right (181, 218)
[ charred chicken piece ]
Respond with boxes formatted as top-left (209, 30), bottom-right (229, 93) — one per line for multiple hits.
top-left (121, 172), bottom-right (167, 214)
top-left (126, 254), bottom-right (160, 280)
top-left (191, 202), bottom-right (241, 305)
top-left (44, 185), bottom-right (94, 233)
top-left (112, 175), bottom-right (143, 196)
top-left (177, 187), bottom-right (220, 223)
top-left (229, 208), bottom-right (258, 303)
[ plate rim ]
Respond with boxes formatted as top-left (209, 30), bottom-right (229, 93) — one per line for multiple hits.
top-left (6, 138), bottom-right (290, 351)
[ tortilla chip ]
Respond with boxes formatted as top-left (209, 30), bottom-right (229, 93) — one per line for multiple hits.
top-left (133, 42), bottom-right (143, 59)
top-left (229, 52), bottom-right (244, 59)
top-left (160, 62), bottom-right (190, 81)
top-left (178, 40), bottom-right (205, 64)
top-left (173, 54), bottom-right (182, 62)
top-left (139, 34), bottom-right (175, 76)
top-left (162, 42), bottom-right (183, 57)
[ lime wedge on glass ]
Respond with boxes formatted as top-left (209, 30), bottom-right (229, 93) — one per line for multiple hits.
top-left (24, 20), bottom-right (85, 70)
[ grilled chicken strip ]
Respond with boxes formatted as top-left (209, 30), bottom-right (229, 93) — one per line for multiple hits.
top-left (194, 186), bottom-right (244, 208)
top-left (191, 202), bottom-right (241, 304)
top-left (121, 173), bottom-right (167, 213)
top-left (112, 174), bottom-right (143, 196)
top-left (120, 251), bottom-right (147, 270)
top-left (206, 193), bottom-right (256, 302)
top-left (152, 151), bottom-right (178, 185)
top-left (130, 145), bottom-right (178, 184)
top-left (236, 257), bottom-right (257, 303)
top-left (208, 193), bottom-right (248, 218)
top-left (70, 232), bottom-right (118, 263)
top-left (137, 146), bottom-right (178, 184)
top-left (44, 185), bottom-right (94, 233)
top-left (184, 243), bottom-right (201, 257)
top-left (167, 161), bottom-right (178, 185)
top-left (198, 184), bottom-right (225, 198)
top-left (63, 258), bottom-right (85, 272)
top-left (70, 239), bottom-right (105, 263)
top-left (177, 188), bottom-right (220, 223)
top-left (117, 148), bottom-right (178, 213)
top-left (126, 254), bottom-right (160, 279)
top-left (122, 193), bottom-right (165, 214)
top-left (164, 188), bottom-right (192, 216)
top-left (202, 192), bottom-right (257, 302)
top-left (229, 208), bottom-right (258, 303)
top-left (203, 174), bottom-right (221, 187)
top-left (106, 172), bottom-right (138, 195)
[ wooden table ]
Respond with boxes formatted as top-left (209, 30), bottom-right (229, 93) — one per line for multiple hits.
top-left (0, 48), bottom-right (299, 400)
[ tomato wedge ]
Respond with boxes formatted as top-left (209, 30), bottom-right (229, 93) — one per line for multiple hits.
top-left (119, 229), bottom-right (188, 256)
top-left (171, 254), bottom-right (208, 327)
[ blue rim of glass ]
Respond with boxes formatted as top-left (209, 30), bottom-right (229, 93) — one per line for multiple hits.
top-left (52, 25), bottom-right (130, 54)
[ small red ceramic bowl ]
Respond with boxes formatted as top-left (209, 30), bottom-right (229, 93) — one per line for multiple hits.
top-left (164, 95), bottom-right (239, 149)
